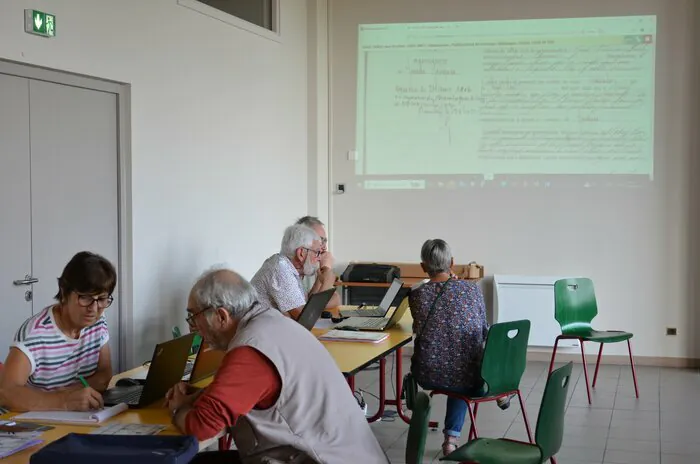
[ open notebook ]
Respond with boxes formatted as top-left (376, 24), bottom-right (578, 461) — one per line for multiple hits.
top-left (13, 403), bottom-right (128, 425)
top-left (319, 329), bottom-right (389, 343)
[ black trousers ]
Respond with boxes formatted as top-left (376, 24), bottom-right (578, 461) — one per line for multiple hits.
top-left (189, 450), bottom-right (242, 464)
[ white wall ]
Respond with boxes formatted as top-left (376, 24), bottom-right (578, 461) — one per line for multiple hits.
top-left (328, 0), bottom-right (699, 359)
top-left (0, 0), bottom-right (310, 367)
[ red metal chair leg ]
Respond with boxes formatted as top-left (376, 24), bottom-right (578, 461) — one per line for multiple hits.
top-left (550, 456), bottom-right (558, 464)
top-left (516, 390), bottom-right (534, 444)
top-left (467, 402), bottom-right (479, 441)
top-left (627, 340), bottom-right (640, 398)
top-left (548, 337), bottom-right (561, 375)
top-left (592, 343), bottom-right (604, 389)
top-left (466, 401), bottom-right (479, 442)
top-left (579, 340), bottom-right (592, 404)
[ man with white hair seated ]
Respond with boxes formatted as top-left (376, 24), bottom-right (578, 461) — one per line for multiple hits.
top-left (166, 268), bottom-right (388, 464)
top-left (295, 216), bottom-right (341, 308)
top-left (251, 224), bottom-right (336, 319)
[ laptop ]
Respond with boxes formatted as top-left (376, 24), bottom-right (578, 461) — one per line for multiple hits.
top-left (337, 296), bottom-right (410, 331)
top-left (183, 340), bottom-right (226, 384)
top-left (103, 333), bottom-right (194, 408)
top-left (339, 278), bottom-right (403, 318)
top-left (297, 288), bottom-right (337, 330)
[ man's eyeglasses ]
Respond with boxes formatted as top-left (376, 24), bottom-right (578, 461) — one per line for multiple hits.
top-left (186, 306), bottom-right (215, 326)
top-left (77, 294), bottom-right (113, 309)
top-left (303, 247), bottom-right (323, 258)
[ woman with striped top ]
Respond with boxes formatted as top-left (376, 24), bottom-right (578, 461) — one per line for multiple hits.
top-left (0, 251), bottom-right (115, 411)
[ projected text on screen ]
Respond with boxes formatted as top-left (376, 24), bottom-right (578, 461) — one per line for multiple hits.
top-left (355, 16), bottom-right (656, 189)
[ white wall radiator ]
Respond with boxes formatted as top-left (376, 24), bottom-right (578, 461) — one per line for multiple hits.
top-left (493, 275), bottom-right (578, 348)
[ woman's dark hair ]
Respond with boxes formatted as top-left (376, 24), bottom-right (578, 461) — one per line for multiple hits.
top-left (55, 251), bottom-right (117, 302)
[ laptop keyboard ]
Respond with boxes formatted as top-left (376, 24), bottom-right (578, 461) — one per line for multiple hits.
top-left (341, 317), bottom-right (387, 329)
top-left (340, 307), bottom-right (386, 318)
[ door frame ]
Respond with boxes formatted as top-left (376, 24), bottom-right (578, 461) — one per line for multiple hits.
top-left (0, 59), bottom-right (133, 372)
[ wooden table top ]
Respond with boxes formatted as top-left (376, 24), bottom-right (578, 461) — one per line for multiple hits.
top-left (314, 306), bottom-right (413, 375)
top-left (1, 307), bottom-right (413, 463)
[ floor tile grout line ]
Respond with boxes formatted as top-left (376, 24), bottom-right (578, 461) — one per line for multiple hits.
top-left (602, 365), bottom-right (621, 463)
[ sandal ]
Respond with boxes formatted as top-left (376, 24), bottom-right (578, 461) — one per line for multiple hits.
top-left (442, 436), bottom-right (458, 456)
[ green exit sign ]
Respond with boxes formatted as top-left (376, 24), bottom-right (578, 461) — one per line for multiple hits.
top-left (24, 9), bottom-right (56, 38)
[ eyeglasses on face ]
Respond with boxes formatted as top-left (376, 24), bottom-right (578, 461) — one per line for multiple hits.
top-left (303, 247), bottom-right (323, 258)
top-left (186, 306), bottom-right (215, 326)
top-left (77, 294), bottom-right (114, 309)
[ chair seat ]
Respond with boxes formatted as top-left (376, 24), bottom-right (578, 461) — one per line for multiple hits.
top-left (440, 438), bottom-right (542, 464)
top-left (562, 329), bottom-right (633, 343)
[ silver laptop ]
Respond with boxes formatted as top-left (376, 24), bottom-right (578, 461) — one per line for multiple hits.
top-left (339, 278), bottom-right (403, 318)
top-left (337, 296), bottom-right (409, 331)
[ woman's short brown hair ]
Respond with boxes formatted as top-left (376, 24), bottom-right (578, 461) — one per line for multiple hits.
top-left (55, 251), bottom-right (117, 302)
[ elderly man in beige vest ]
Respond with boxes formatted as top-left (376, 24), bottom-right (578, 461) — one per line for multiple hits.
top-left (165, 268), bottom-right (388, 464)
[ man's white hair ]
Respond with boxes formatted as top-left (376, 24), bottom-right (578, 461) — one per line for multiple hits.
top-left (190, 267), bottom-right (258, 320)
top-left (280, 224), bottom-right (319, 260)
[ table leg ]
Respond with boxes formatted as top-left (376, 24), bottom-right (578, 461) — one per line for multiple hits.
top-left (218, 433), bottom-right (232, 451)
top-left (347, 375), bottom-right (355, 392)
top-left (384, 347), bottom-right (410, 424)
top-left (366, 357), bottom-right (387, 423)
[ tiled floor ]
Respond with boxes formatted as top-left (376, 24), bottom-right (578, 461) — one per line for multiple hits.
top-left (357, 357), bottom-right (700, 463)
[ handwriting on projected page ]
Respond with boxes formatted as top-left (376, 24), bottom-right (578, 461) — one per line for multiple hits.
top-left (356, 17), bottom-right (657, 178)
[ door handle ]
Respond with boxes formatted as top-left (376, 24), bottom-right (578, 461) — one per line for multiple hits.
top-left (13, 275), bottom-right (38, 286)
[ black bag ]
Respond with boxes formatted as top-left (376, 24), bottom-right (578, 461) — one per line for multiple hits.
top-left (30, 433), bottom-right (198, 464)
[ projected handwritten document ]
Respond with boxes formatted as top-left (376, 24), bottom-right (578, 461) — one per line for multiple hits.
top-left (355, 16), bottom-right (656, 187)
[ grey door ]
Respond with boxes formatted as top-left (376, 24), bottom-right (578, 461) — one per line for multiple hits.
top-left (0, 74), bottom-right (121, 369)
top-left (28, 80), bottom-right (120, 369)
top-left (0, 74), bottom-right (33, 363)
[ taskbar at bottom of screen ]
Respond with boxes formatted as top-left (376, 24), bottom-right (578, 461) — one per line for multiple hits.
top-left (359, 175), bottom-right (652, 190)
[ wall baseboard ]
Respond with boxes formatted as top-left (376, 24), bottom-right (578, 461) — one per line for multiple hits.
top-left (399, 346), bottom-right (700, 368)
top-left (526, 351), bottom-right (700, 368)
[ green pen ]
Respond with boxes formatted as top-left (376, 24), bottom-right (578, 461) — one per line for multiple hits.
top-left (78, 375), bottom-right (89, 388)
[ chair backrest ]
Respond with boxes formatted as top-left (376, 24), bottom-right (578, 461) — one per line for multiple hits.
top-left (554, 278), bottom-right (598, 335)
top-left (535, 362), bottom-right (573, 460)
top-left (480, 319), bottom-right (531, 395)
top-left (402, 373), bottom-right (418, 411)
top-left (405, 391), bottom-right (431, 464)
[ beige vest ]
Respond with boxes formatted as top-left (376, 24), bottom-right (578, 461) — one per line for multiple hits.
top-left (229, 305), bottom-right (389, 464)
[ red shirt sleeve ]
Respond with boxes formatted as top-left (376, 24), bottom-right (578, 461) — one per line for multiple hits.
top-left (184, 346), bottom-right (281, 441)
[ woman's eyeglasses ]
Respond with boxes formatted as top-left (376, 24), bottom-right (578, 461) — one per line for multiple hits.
top-left (77, 294), bottom-right (114, 309)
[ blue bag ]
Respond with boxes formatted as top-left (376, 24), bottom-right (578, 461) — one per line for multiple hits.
top-left (29, 433), bottom-right (198, 464)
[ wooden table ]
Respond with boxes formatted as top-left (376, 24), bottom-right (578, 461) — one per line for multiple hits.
top-left (314, 307), bottom-right (414, 424)
top-left (0, 365), bottom-right (219, 464)
top-left (0, 308), bottom-right (414, 462)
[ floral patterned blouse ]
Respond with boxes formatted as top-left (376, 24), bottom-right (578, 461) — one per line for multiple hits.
top-left (409, 279), bottom-right (489, 390)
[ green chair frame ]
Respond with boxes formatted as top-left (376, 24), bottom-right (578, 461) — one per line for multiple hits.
top-left (431, 320), bottom-right (534, 443)
top-left (547, 278), bottom-right (638, 404)
top-left (405, 391), bottom-right (432, 464)
top-left (441, 362), bottom-right (573, 464)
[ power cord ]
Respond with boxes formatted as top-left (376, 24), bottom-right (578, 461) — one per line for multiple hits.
top-left (353, 390), bottom-right (368, 416)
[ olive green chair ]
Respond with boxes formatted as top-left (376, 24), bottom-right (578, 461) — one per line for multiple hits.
top-left (441, 362), bottom-right (573, 464)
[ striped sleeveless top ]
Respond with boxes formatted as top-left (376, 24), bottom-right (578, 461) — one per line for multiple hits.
top-left (12, 305), bottom-right (109, 391)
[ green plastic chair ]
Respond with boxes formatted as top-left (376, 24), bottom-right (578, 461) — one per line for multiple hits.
top-left (548, 278), bottom-right (638, 404)
top-left (172, 326), bottom-right (202, 356)
top-left (431, 319), bottom-right (533, 443)
top-left (441, 362), bottom-right (573, 464)
top-left (405, 391), bottom-right (432, 464)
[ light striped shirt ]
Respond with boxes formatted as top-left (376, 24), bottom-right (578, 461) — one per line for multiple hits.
top-left (12, 305), bottom-right (109, 391)
top-left (251, 254), bottom-right (307, 313)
